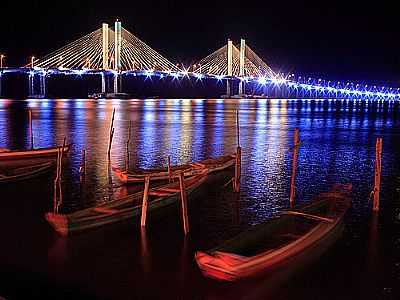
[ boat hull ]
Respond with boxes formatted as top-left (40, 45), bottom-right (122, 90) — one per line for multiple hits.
top-left (46, 170), bottom-right (209, 236)
top-left (196, 184), bottom-right (351, 281)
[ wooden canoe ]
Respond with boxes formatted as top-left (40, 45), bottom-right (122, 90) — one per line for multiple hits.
top-left (0, 144), bottom-right (71, 161)
top-left (195, 184), bottom-right (352, 281)
top-left (0, 161), bottom-right (54, 184)
top-left (113, 154), bottom-right (236, 184)
top-left (45, 168), bottom-right (209, 236)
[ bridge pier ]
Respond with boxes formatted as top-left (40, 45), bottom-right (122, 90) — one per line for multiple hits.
top-left (113, 72), bottom-right (118, 94)
top-left (28, 71), bottom-right (46, 98)
top-left (101, 72), bottom-right (106, 94)
top-left (28, 72), bottom-right (34, 97)
top-left (39, 72), bottom-right (46, 97)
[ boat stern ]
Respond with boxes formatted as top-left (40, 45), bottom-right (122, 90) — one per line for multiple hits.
top-left (195, 251), bottom-right (241, 281)
top-left (112, 167), bottom-right (128, 183)
top-left (45, 213), bottom-right (69, 236)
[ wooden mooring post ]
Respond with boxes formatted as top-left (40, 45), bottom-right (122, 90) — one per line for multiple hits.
top-left (179, 172), bottom-right (190, 235)
top-left (167, 155), bottom-right (172, 183)
top-left (140, 175), bottom-right (151, 227)
top-left (125, 120), bottom-right (132, 171)
top-left (53, 139), bottom-right (66, 214)
top-left (58, 137), bottom-right (66, 177)
top-left (107, 108), bottom-right (116, 158)
top-left (28, 109), bottom-right (34, 149)
top-left (233, 110), bottom-right (241, 193)
top-left (53, 147), bottom-right (61, 213)
top-left (373, 137), bottom-right (383, 212)
top-left (290, 128), bottom-right (300, 207)
top-left (79, 149), bottom-right (86, 177)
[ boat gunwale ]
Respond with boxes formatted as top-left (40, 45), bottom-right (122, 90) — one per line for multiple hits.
top-left (0, 161), bottom-right (54, 183)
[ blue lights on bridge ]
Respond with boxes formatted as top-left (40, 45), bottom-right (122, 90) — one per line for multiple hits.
top-left (1, 67), bottom-right (400, 100)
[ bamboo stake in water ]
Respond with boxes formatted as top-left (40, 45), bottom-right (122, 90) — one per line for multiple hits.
top-left (233, 110), bottom-right (241, 193)
top-left (236, 110), bottom-right (240, 147)
top-left (29, 109), bottom-right (34, 149)
top-left (107, 108), bottom-right (116, 158)
top-left (79, 149), bottom-right (86, 178)
top-left (290, 128), bottom-right (300, 207)
top-left (125, 120), bottom-right (132, 171)
top-left (53, 138), bottom-right (66, 213)
top-left (373, 138), bottom-right (383, 212)
top-left (140, 176), bottom-right (150, 227)
top-left (58, 137), bottom-right (66, 177)
top-left (179, 172), bottom-right (189, 235)
top-left (168, 155), bottom-right (172, 183)
top-left (53, 147), bottom-right (61, 213)
top-left (233, 147), bottom-right (241, 193)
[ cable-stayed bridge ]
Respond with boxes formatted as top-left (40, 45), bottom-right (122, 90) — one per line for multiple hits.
top-left (33, 22), bottom-right (180, 72)
top-left (0, 20), bottom-right (399, 100)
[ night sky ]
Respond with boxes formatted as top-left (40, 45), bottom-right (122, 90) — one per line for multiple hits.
top-left (1, 0), bottom-right (399, 85)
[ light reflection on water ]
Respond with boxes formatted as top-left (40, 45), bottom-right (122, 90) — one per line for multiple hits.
top-left (0, 98), bottom-right (400, 299)
top-left (0, 98), bottom-right (398, 219)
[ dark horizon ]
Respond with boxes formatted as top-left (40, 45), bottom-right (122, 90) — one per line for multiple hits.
top-left (1, 0), bottom-right (399, 86)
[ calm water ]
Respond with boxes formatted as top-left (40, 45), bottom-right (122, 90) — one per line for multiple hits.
top-left (1, 98), bottom-right (400, 299)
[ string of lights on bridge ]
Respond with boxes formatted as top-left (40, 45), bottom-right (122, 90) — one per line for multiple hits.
top-left (1, 66), bottom-right (399, 99)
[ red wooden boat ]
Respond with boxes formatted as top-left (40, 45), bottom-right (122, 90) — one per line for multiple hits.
top-left (195, 184), bottom-right (352, 281)
top-left (113, 154), bottom-right (236, 184)
top-left (45, 168), bottom-right (209, 236)
top-left (0, 144), bottom-right (71, 162)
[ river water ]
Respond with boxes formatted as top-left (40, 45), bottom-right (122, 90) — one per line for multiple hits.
top-left (0, 98), bottom-right (400, 299)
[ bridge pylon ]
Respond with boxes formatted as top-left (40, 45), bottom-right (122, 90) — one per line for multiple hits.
top-left (226, 39), bottom-right (233, 97)
top-left (238, 38), bottom-right (245, 95)
top-left (102, 23), bottom-right (109, 70)
top-left (114, 20), bottom-right (122, 94)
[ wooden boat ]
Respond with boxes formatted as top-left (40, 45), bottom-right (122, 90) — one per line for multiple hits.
top-left (45, 168), bottom-right (209, 236)
top-left (195, 184), bottom-right (352, 281)
top-left (0, 144), bottom-right (71, 162)
top-left (113, 154), bottom-right (236, 184)
top-left (0, 161), bottom-right (54, 184)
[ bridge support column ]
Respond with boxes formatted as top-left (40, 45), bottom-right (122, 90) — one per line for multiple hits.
top-left (113, 72), bottom-right (118, 94)
top-left (39, 72), bottom-right (46, 97)
top-left (226, 39), bottom-right (233, 97)
top-left (28, 72), bottom-right (34, 97)
top-left (102, 23), bottom-right (109, 70)
top-left (238, 39), bottom-right (245, 95)
top-left (101, 72), bottom-right (106, 94)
